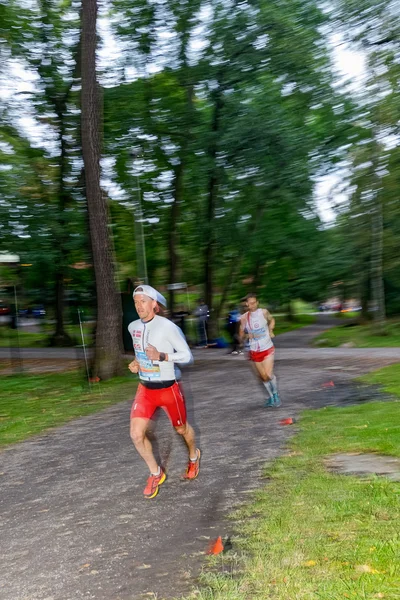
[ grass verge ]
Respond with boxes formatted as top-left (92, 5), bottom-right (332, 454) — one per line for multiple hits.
top-left (274, 314), bottom-right (315, 335)
top-left (0, 322), bottom-right (94, 348)
top-left (313, 319), bottom-right (400, 347)
top-left (185, 377), bottom-right (400, 599)
top-left (0, 370), bottom-right (136, 446)
top-left (360, 363), bottom-right (400, 396)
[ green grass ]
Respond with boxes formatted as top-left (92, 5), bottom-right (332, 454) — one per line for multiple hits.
top-left (360, 363), bottom-right (400, 397)
top-left (313, 319), bottom-right (400, 348)
top-left (291, 299), bottom-right (316, 314)
top-left (0, 370), bottom-right (136, 446)
top-left (185, 374), bottom-right (400, 599)
top-left (336, 311), bottom-right (362, 319)
top-left (274, 314), bottom-right (315, 335)
top-left (0, 329), bottom-right (48, 347)
top-left (0, 322), bottom-right (94, 348)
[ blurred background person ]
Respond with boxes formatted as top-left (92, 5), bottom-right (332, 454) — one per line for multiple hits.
top-left (172, 304), bottom-right (190, 337)
top-left (193, 298), bottom-right (209, 348)
top-left (226, 303), bottom-right (242, 354)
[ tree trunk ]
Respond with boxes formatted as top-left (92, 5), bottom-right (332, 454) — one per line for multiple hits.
top-left (370, 194), bottom-right (386, 332)
top-left (51, 103), bottom-right (73, 346)
top-left (360, 260), bottom-right (370, 322)
top-left (204, 171), bottom-right (218, 331)
top-left (216, 259), bottom-right (240, 320)
top-left (252, 257), bottom-right (262, 290)
top-left (286, 299), bottom-right (294, 322)
top-left (167, 76), bottom-right (194, 314)
top-left (81, 0), bottom-right (123, 379)
top-left (204, 88), bottom-right (224, 339)
top-left (39, 1), bottom-right (80, 347)
top-left (168, 161), bottom-right (183, 313)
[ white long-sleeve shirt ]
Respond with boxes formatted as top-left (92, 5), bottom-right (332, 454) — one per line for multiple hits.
top-left (128, 315), bottom-right (193, 382)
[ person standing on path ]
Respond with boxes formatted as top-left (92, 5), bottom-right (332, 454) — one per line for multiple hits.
top-left (227, 304), bottom-right (242, 354)
top-left (193, 298), bottom-right (209, 348)
top-left (239, 292), bottom-right (281, 407)
top-left (128, 285), bottom-right (201, 499)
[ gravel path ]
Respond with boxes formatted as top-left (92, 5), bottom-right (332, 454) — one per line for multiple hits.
top-left (1, 317), bottom-right (399, 600)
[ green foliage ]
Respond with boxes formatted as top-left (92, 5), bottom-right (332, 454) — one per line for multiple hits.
top-left (0, 1), bottom-right (94, 327)
top-left (103, 0), bottom-right (356, 315)
top-left (2, 0), bottom-right (400, 343)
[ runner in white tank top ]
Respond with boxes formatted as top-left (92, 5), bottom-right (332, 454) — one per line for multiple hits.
top-left (239, 293), bottom-right (281, 407)
top-left (245, 308), bottom-right (274, 353)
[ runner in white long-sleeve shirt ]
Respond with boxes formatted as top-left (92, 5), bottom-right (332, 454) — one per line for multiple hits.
top-left (128, 285), bottom-right (200, 499)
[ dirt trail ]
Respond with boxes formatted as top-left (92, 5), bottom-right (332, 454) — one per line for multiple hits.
top-left (1, 318), bottom-right (399, 599)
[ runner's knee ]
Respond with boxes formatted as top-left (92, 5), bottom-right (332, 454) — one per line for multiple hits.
top-left (130, 425), bottom-right (146, 446)
top-left (175, 423), bottom-right (187, 435)
top-left (260, 372), bottom-right (271, 382)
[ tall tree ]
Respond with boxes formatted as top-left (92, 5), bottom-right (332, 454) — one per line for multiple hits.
top-left (331, 0), bottom-right (400, 322)
top-left (1, 0), bottom-right (83, 344)
top-left (81, 0), bottom-right (123, 378)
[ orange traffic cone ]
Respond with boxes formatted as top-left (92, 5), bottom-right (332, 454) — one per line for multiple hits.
top-left (207, 536), bottom-right (224, 555)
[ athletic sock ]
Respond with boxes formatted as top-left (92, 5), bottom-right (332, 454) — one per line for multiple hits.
top-left (269, 375), bottom-right (278, 395)
top-left (151, 466), bottom-right (161, 477)
top-left (263, 380), bottom-right (274, 399)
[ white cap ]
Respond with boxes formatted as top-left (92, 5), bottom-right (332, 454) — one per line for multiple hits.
top-left (133, 284), bottom-right (167, 307)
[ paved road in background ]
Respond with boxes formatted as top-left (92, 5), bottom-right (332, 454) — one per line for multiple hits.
top-left (1, 316), bottom-right (400, 600)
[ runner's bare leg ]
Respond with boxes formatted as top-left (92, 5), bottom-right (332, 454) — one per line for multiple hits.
top-left (175, 422), bottom-right (197, 460)
top-left (130, 417), bottom-right (159, 473)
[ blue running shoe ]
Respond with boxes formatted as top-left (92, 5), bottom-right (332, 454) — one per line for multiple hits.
top-left (272, 393), bottom-right (281, 407)
top-left (263, 397), bottom-right (274, 408)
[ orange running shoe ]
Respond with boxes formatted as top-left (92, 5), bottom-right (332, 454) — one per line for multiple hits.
top-left (143, 468), bottom-right (166, 499)
top-left (182, 449), bottom-right (201, 480)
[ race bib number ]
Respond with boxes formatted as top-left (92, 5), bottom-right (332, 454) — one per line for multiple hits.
top-left (136, 350), bottom-right (161, 380)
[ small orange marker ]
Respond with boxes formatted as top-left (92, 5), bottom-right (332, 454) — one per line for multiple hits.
top-left (207, 536), bottom-right (224, 555)
top-left (280, 418), bottom-right (296, 426)
top-left (322, 380), bottom-right (334, 388)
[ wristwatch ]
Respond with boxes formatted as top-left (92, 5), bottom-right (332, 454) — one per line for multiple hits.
top-left (159, 352), bottom-right (166, 362)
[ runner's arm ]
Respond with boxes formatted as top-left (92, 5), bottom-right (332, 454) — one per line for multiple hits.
top-left (239, 315), bottom-right (247, 341)
top-left (144, 323), bottom-right (193, 364)
top-left (165, 324), bottom-right (193, 364)
top-left (263, 309), bottom-right (275, 338)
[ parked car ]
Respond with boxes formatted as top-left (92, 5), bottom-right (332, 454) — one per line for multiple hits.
top-left (32, 305), bottom-right (46, 318)
top-left (0, 303), bottom-right (10, 315)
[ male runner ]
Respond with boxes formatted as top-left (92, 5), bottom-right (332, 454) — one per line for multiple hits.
top-left (239, 293), bottom-right (281, 407)
top-left (128, 284), bottom-right (201, 499)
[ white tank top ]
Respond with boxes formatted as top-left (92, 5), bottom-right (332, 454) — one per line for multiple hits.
top-left (245, 308), bottom-right (273, 352)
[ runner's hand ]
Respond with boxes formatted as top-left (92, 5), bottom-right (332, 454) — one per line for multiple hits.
top-left (128, 359), bottom-right (139, 373)
top-left (145, 344), bottom-right (160, 361)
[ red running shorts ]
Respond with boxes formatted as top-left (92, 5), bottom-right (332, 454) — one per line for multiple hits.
top-left (249, 346), bottom-right (275, 363)
top-left (130, 382), bottom-right (187, 427)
